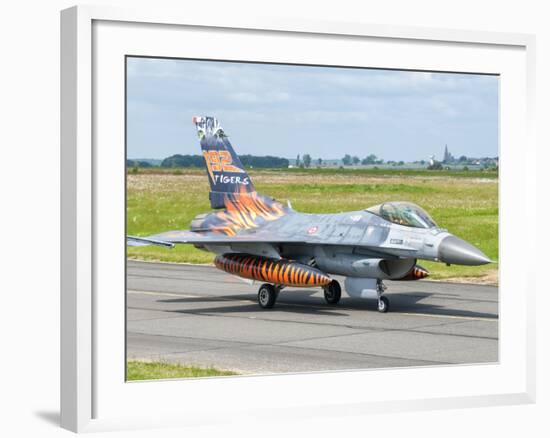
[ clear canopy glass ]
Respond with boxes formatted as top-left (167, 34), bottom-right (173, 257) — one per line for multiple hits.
top-left (367, 202), bottom-right (438, 229)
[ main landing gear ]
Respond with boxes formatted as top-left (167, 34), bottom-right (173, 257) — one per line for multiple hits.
top-left (257, 279), bottom-right (389, 312)
top-left (323, 280), bottom-right (342, 305)
top-left (257, 280), bottom-right (343, 309)
top-left (258, 283), bottom-right (280, 309)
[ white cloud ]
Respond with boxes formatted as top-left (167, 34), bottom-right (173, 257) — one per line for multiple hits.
top-left (126, 57), bottom-right (498, 161)
top-left (227, 91), bottom-right (290, 104)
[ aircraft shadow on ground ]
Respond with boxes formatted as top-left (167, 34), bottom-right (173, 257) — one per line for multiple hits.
top-left (381, 292), bottom-right (498, 319)
top-left (159, 290), bottom-right (350, 317)
top-left (157, 290), bottom-right (498, 320)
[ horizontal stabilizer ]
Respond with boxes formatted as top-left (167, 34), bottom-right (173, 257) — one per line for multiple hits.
top-left (127, 236), bottom-right (175, 248)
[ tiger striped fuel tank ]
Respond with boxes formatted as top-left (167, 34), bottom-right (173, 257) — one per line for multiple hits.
top-left (396, 264), bottom-right (429, 281)
top-left (214, 254), bottom-right (332, 287)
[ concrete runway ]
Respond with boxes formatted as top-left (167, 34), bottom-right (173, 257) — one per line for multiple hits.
top-left (127, 260), bottom-right (498, 374)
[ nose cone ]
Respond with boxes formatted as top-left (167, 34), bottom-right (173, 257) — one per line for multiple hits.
top-left (438, 235), bottom-right (491, 266)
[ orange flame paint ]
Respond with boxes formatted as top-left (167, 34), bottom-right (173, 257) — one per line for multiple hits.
top-left (209, 185), bottom-right (289, 235)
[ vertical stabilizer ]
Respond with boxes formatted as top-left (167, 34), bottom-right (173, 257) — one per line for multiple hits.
top-left (193, 116), bottom-right (256, 208)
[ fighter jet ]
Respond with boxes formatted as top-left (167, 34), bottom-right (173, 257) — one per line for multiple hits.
top-left (128, 116), bottom-right (491, 312)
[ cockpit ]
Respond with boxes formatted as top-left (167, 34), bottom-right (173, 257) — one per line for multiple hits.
top-left (366, 202), bottom-right (438, 229)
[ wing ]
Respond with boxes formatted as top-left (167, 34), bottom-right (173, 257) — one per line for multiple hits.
top-left (127, 229), bottom-right (418, 258)
top-left (127, 229), bottom-right (307, 248)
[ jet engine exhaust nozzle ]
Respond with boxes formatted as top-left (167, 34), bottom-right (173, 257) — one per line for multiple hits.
top-left (438, 235), bottom-right (491, 266)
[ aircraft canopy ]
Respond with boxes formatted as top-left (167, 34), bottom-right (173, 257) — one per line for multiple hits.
top-left (367, 202), bottom-right (438, 229)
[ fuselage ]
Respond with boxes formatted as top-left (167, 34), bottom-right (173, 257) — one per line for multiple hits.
top-left (191, 202), bottom-right (489, 281)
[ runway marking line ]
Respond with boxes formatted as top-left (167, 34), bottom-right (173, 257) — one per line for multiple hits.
top-left (129, 290), bottom-right (200, 298)
top-left (127, 290), bottom-right (251, 304)
top-left (396, 312), bottom-right (496, 322)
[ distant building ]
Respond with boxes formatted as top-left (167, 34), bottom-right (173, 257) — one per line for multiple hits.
top-left (443, 144), bottom-right (454, 163)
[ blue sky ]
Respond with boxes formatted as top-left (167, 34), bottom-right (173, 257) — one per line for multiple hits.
top-left (127, 57), bottom-right (498, 162)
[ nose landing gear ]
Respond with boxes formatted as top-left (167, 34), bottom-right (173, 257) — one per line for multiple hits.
top-left (376, 280), bottom-right (389, 313)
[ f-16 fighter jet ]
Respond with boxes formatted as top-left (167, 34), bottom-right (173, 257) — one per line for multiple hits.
top-left (128, 116), bottom-right (491, 312)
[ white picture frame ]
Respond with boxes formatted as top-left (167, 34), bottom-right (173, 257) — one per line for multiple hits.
top-left (60, 5), bottom-right (536, 433)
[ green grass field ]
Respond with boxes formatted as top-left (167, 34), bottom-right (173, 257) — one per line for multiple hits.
top-left (127, 360), bottom-right (237, 381)
top-left (127, 168), bottom-right (498, 281)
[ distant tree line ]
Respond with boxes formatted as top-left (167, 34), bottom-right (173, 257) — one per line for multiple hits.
top-left (342, 154), bottom-right (384, 166)
top-left (127, 159), bottom-right (153, 168)
top-left (157, 154), bottom-right (289, 168)
top-left (239, 154), bottom-right (289, 168)
top-left (295, 154), bottom-right (314, 168)
top-left (160, 155), bottom-right (204, 167)
top-left (129, 152), bottom-right (497, 172)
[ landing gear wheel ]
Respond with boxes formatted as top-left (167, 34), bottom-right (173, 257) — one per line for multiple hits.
top-left (377, 296), bottom-right (390, 313)
top-left (323, 280), bottom-right (341, 305)
top-left (258, 284), bottom-right (277, 309)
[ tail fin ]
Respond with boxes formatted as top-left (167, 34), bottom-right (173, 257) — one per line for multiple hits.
top-left (193, 116), bottom-right (256, 209)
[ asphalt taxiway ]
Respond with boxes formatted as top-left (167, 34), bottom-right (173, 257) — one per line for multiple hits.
top-left (127, 260), bottom-right (498, 374)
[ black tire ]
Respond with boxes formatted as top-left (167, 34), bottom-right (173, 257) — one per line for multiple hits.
top-left (377, 296), bottom-right (390, 313)
top-left (324, 280), bottom-right (341, 305)
top-left (258, 284), bottom-right (277, 309)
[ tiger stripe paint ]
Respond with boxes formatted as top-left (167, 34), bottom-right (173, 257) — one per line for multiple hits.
top-left (214, 254), bottom-right (332, 287)
top-left (396, 264), bottom-right (430, 281)
top-left (412, 265), bottom-right (429, 279)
